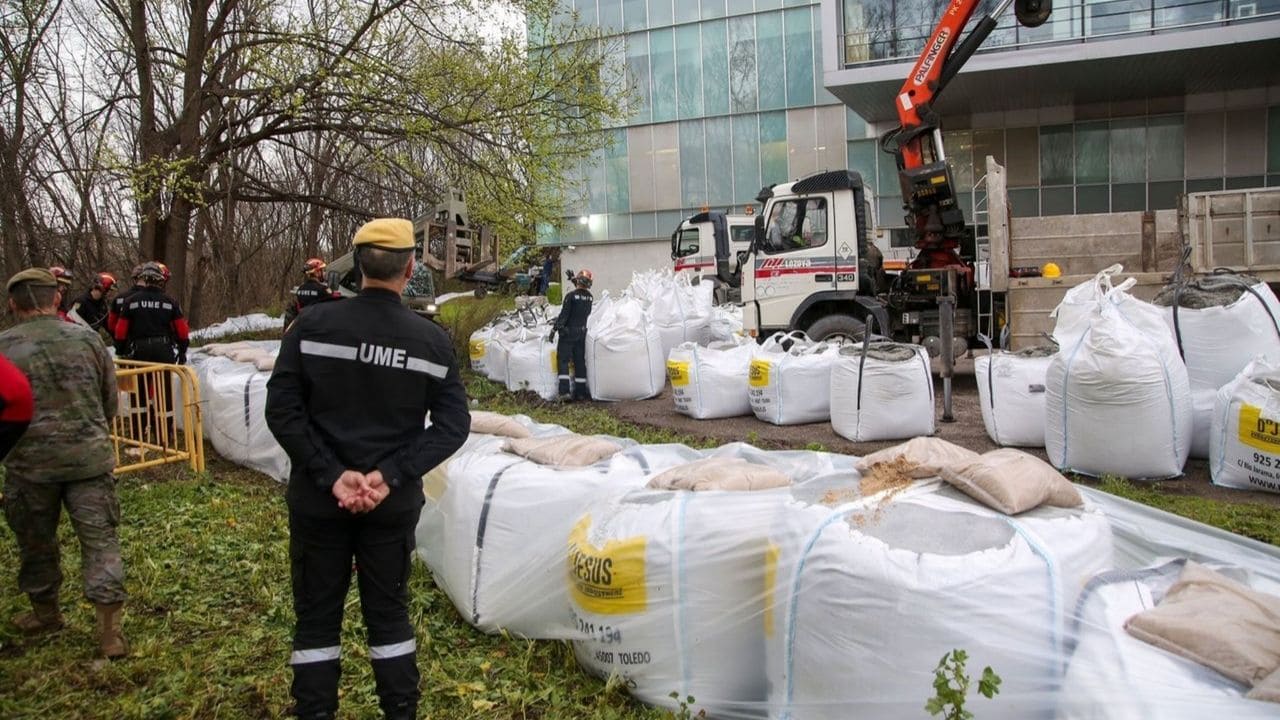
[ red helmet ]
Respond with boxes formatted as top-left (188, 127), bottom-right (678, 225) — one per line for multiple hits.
top-left (49, 266), bottom-right (74, 286)
top-left (574, 269), bottom-right (593, 288)
top-left (156, 262), bottom-right (171, 281)
top-left (94, 273), bottom-right (117, 292)
top-left (303, 257), bottom-right (327, 278)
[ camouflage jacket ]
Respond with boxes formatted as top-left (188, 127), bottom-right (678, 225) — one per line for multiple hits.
top-left (0, 315), bottom-right (117, 482)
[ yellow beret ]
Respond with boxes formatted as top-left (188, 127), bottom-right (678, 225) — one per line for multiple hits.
top-left (354, 218), bottom-right (415, 251)
top-left (6, 267), bottom-right (58, 293)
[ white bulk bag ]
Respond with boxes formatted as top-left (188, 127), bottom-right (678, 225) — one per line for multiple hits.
top-left (505, 330), bottom-right (558, 400)
top-left (586, 295), bottom-right (665, 401)
top-left (197, 355), bottom-right (290, 481)
top-left (976, 347), bottom-right (1054, 447)
top-left (749, 333), bottom-right (837, 425)
top-left (482, 324), bottom-right (522, 384)
top-left (1046, 282), bottom-right (1192, 479)
top-left (1051, 264), bottom-right (1131, 349)
top-left (770, 486), bottom-right (1113, 720)
top-left (468, 325), bottom-right (496, 375)
top-left (649, 272), bottom-right (712, 359)
top-left (830, 342), bottom-right (933, 442)
top-left (1059, 560), bottom-right (1280, 720)
top-left (416, 442), bottom-right (699, 639)
top-left (667, 341), bottom-right (754, 420)
top-left (1210, 359), bottom-right (1280, 493)
top-left (706, 304), bottom-right (745, 344)
top-left (1155, 277), bottom-right (1280, 458)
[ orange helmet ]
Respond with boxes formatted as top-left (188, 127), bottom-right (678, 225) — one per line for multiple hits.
top-left (94, 273), bottom-right (117, 292)
top-left (49, 266), bottom-right (74, 286)
top-left (303, 257), bottom-right (327, 279)
top-left (574, 269), bottom-right (592, 288)
top-left (156, 262), bottom-right (171, 281)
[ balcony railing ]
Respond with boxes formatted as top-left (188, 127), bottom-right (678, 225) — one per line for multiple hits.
top-left (840, 0), bottom-right (1279, 67)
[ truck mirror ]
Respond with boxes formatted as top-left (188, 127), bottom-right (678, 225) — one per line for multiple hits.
top-left (753, 215), bottom-right (765, 252)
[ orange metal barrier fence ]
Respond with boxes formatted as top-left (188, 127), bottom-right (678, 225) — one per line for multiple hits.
top-left (112, 360), bottom-right (205, 474)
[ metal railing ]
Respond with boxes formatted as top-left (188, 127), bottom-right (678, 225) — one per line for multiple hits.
top-left (112, 360), bottom-right (205, 475)
top-left (841, 0), bottom-right (1279, 67)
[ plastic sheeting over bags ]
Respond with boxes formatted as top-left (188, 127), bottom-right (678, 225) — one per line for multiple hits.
top-left (1046, 273), bottom-right (1192, 479)
top-left (976, 347), bottom-right (1054, 447)
top-left (1210, 359), bottom-right (1280, 493)
top-left (748, 333), bottom-right (837, 425)
top-left (829, 342), bottom-right (933, 442)
top-left (190, 345), bottom-right (290, 482)
top-left (667, 341), bottom-right (755, 419)
top-left (586, 295), bottom-right (665, 401)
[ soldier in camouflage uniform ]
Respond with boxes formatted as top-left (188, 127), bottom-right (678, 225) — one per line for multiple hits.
top-left (0, 267), bottom-right (128, 659)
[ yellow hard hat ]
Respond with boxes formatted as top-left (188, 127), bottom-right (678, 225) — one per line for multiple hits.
top-left (1042, 262), bottom-right (1062, 278)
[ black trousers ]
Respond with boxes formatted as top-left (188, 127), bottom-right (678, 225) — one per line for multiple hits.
top-left (127, 338), bottom-right (177, 442)
top-left (556, 332), bottom-right (588, 399)
top-left (288, 508), bottom-right (420, 719)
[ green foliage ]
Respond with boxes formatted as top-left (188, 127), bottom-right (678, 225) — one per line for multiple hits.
top-left (666, 692), bottom-right (706, 719)
top-left (547, 281), bottom-right (563, 305)
top-left (1094, 475), bottom-right (1280, 545)
top-left (441, 296), bottom-right (517, 363)
top-left (123, 155), bottom-right (208, 208)
top-left (804, 442), bottom-right (828, 452)
top-left (926, 649), bottom-right (1002, 720)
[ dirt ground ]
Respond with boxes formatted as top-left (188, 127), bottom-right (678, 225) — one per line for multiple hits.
top-left (601, 357), bottom-right (1280, 509)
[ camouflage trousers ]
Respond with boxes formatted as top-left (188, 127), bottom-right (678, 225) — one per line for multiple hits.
top-left (1, 474), bottom-right (126, 605)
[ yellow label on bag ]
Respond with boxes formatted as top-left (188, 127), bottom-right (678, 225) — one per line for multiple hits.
top-left (763, 542), bottom-right (780, 638)
top-left (667, 360), bottom-right (690, 387)
top-left (568, 516), bottom-right (647, 615)
top-left (749, 359), bottom-right (772, 387)
top-left (1238, 403), bottom-right (1280, 451)
top-left (550, 350), bottom-right (558, 373)
top-left (468, 340), bottom-right (485, 360)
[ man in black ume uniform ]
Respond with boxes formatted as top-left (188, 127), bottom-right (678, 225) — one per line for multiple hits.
top-left (265, 217), bottom-right (470, 720)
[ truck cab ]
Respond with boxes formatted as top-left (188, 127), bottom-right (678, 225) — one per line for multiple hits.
top-left (742, 170), bottom-right (885, 342)
top-left (671, 212), bottom-right (755, 303)
top-left (325, 248), bottom-right (440, 318)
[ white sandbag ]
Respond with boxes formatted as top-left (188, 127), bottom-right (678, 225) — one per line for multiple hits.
top-left (571, 447), bottom-right (854, 718)
top-left (749, 333), bottom-right (837, 425)
top-left (770, 485), bottom-right (1113, 720)
top-left (1210, 359), bottom-right (1280, 493)
top-left (667, 341), bottom-right (754, 420)
top-left (648, 272), bottom-right (713, 359)
top-left (1046, 281), bottom-right (1192, 479)
top-left (706, 304), bottom-right (745, 344)
top-left (976, 348), bottom-right (1054, 447)
top-left (1051, 264), bottom-right (1132, 349)
top-left (469, 325), bottom-right (496, 375)
top-left (416, 442), bottom-right (698, 638)
top-left (504, 330), bottom-right (558, 400)
top-left (482, 324), bottom-right (523, 384)
top-left (586, 295), bottom-right (664, 401)
top-left (196, 355), bottom-right (290, 481)
top-left (1059, 560), bottom-right (1280, 719)
top-left (830, 342), bottom-right (933, 442)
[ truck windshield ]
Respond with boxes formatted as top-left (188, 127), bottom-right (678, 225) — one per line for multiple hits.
top-left (674, 228), bottom-right (700, 258)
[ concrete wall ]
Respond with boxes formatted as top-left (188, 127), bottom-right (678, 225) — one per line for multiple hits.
top-left (557, 239), bottom-right (672, 296)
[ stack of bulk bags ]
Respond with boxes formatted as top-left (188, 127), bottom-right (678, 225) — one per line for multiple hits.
top-left (586, 294), bottom-right (665, 401)
top-left (667, 340), bottom-right (755, 419)
top-left (570, 446), bottom-right (853, 719)
top-left (1046, 269), bottom-right (1192, 479)
top-left (468, 324), bottom-right (497, 376)
top-left (1153, 274), bottom-right (1280, 458)
top-left (1210, 359), bottom-right (1280, 493)
top-left (504, 328), bottom-right (558, 400)
top-left (194, 354), bottom-right (290, 481)
top-left (418, 437), bottom-right (699, 639)
top-left (768, 484), bottom-right (1113, 720)
top-left (830, 342), bottom-right (933, 442)
top-left (647, 272), bottom-right (713, 358)
top-left (705, 304), bottom-right (745, 344)
top-left (481, 322), bottom-right (523, 385)
top-left (749, 333), bottom-right (838, 425)
top-left (975, 346), bottom-right (1056, 447)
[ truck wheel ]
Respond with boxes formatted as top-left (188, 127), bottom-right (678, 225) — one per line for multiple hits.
top-left (806, 314), bottom-right (866, 345)
top-left (474, 286), bottom-right (488, 299)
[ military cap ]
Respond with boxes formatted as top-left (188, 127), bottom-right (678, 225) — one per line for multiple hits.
top-left (353, 218), bottom-right (414, 251)
top-left (6, 267), bottom-right (58, 293)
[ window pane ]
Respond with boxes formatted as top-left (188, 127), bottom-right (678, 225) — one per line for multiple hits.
top-left (1008, 188), bottom-right (1039, 217)
top-left (1147, 115), bottom-right (1185, 181)
top-left (626, 33), bottom-right (651, 124)
top-left (1086, 0), bottom-right (1150, 35)
top-left (814, 20), bottom-right (837, 104)
top-left (1110, 118), bottom-right (1146, 183)
top-left (843, 0), bottom-right (895, 62)
top-left (675, 25), bottom-right (703, 118)
top-left (1186, 177), bottom-right (1223, 193)
top-left (973, 129), bottom-right (1005, 172)
top-left (847, 108), bottom-right (867, 139)
top-left (728, 17), bottom-right (758, 113)
top-left (588, 148), bottom-right (608, 214)
top-left (1076, 185), bottom-right (1109, 214)
top-left (632, 211), bottom-right (657, 239)
top-left (1075, 120), bottom-right (1109, 184)
top-left (727, 0), bottom-right (755, 12)
top-left (650, 29), bottom-right (677, 122)
top-left (945, 129), bottom-right (974, 190)
top-left (680, 120), bottom-right (708, 208)
top-left (649, 0), bottom-right (673, 26)
top-left (599, 0), bottom-right (623, 30)
top-left (623, 0), bottom-right (646, 30)
top-left (702, 20), bottom-right (729, 115)
top-left (847, 139), bottom-right (877, 185)
top-left (1039, 125), bottom-right (1074, 186)
top-left (706, 117), bottom-right (734, 205)
top-left (878, 137), bottom-right (899, 195)
top-left (1111, 182), bottom-right (1145, 212)
top-left (702, 0), bottom-right (726, 18)
top-left (733, 114), bottom-right (762, 205)
top-left (1149, 180), bottom-right (1183, 210)
top-left (1186, 111), bottom-right (1224, 179)
top-left (757, 0), bottom-right (782, 8)
top-left (606, 129), bottom-right (630, 213)
top-left (760, 111), bottom-right (789, 184)
top-left (1226, 176), bottom-right (1266, 190)
top-left (1041, 186), bottom-right (1073, 215)
top-left (1006, 126), bottom-right (1039, 187)
top-left (607, 213), bottom-right (632, 240)
top-left (895, 0), bottom-right (952, 57)
top-left (756, 12), bottom-right (786, 110)
top-left (574, 0), bottom-right (597, 27)
top-left (762, 198), bottom-right (828, 252)
top-left (676, 1), bottom-right (701, 22)
top-left (783, 7), bottom-right (815, 107)
top-left (1269, 106), bottom-right (1280, 174)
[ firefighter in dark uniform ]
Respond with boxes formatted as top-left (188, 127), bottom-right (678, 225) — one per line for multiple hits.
top-left (265, 218), bottom-right (470, 720)
top-left (549, 269), bottom-right (593, 401)
top-left (112, 262), bottom-right (190, 364)
top-left (284, 257), bottom-right (340, 331)
top-left (106, 264), bottom-right (146, 345)
top-left (70, 272), bottom-right (117, 334)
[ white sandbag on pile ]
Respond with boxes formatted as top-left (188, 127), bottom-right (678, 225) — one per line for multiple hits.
top-left (643, 271), bottom-right (713, 358)
top-left (705, 303), bottom-right (745, 344)
top-left (469, 325), bottom-right (497, 375)
top-left (416, 440), bottom-right (698, 638)
top-left (830, 342), bottom-right (933, 442)
top-left (1210, 359), bottom-right (1280, 493)
top-left (1046, 269), bottom-right (1192, 479)
top-left (570, 446), bottom-right (852, 719)
top-left (504, 329), bottom-right (558, 400)
top-left (194, 353), bottom-right (290, 481)
top-left (586, 294), bottom-right (665, 401)
top-left (1059, 560), bottom-right (1280, 719)
top-left (481, 323), bottom-right (523, 385)
top-left (667, 340), bottom-right (755, 419)
top-left (976, 346), bottom-right (1055, 447)
top-left (1154, 275), bottom-right (1280, 458)
top-left (769, 484), bottom-right (1113, 720)
top-left (749, 333), bottom-right (838, 425)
